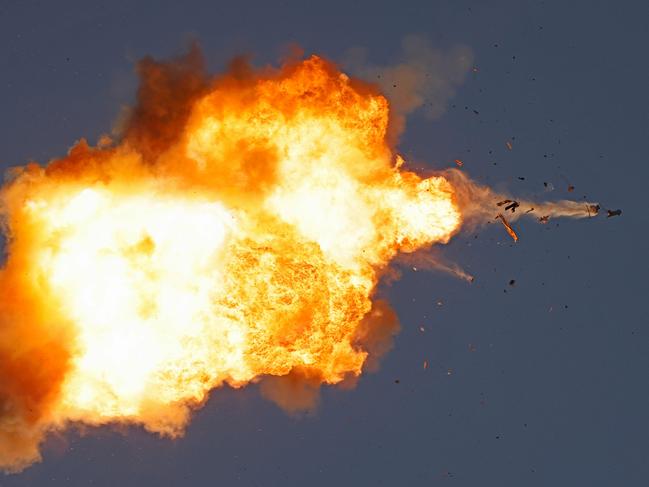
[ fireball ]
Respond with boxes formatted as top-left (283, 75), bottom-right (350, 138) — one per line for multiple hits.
top-left (0, 51), bottom-right (462, 471)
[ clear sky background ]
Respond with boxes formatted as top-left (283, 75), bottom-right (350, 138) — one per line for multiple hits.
top-left (1, 1), bottom-right (647, 485)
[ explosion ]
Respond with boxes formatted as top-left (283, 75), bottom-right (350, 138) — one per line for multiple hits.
top-left (0, 46), bottom-right (596, 471)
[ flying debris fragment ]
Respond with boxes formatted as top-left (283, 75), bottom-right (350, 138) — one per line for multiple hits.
top-left (505, 201), bottom-right (520, 213)
top-left (454, 159), bottom-right (464, 167)
top-left (588, 204), bottom-right (600, 217)
top-left (539, 215), bottom-right (550, 224)
top-left (606, 209), bottom-right (622, 218)
top-left (496, 213), bottom-right (519, 242)
top-left (497, 199), bottom-right (520, 213)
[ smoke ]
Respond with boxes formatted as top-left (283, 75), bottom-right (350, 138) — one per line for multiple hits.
top-left (353, 299), bottom-right (401, 373)
top-left (121, 42), bottom-right (210, 160)
top-left (396, 250), bottom-right (474, 283)
top-left (342, 34), bottom-right (473, 138)
top-left (258, 368), bottom-right (323, 416)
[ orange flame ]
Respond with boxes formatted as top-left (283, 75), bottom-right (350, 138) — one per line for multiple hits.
top-left (0, 49), bottom-right (463, 470)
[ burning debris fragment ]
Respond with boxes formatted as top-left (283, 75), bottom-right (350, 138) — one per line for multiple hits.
top-left (496, 213), bottom-right (519, 242)
top-left (606, 209), bottom-right (622, 218)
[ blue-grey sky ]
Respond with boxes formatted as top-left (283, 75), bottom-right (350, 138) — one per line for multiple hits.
top-left (1, 1), bottom-right (647, 485)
